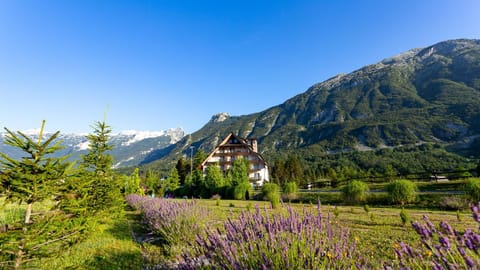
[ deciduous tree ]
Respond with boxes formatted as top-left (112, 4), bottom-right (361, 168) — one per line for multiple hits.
top-left (228, 158), bottom-right (250, 186)
top-left (165, 167), bottom-right (180, 193)
top-left (204, 163), bottom-right (225, 191)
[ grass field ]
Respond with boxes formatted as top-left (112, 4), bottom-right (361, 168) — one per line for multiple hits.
top-left (0, 199), bottom-right (143, 270)
top-left (137, 198), bottom-right (477, 267)
top-left (1, 197), bottom-right (477, 269)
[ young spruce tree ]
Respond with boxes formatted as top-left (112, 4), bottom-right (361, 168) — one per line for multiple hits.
top-left (81, 120), bottom-right (121, 213)
top-left (0, 121), bottom-right (71, 223)
top-left (0, 121), bottom-right (81, 269)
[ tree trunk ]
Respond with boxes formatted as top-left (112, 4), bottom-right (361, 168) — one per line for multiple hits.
top-left (14, 240), bottom-right (24, 270)
top-left (24, 203), bottom-right (32, 224)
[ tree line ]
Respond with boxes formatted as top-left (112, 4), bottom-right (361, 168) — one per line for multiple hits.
top-left (137, 150), bottom-right (255, 200)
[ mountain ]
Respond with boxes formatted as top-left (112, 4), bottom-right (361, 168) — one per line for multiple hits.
top-left (141, 39), bottom-right (480, 174)
top-left (0, 128), bottom-right (185, 168)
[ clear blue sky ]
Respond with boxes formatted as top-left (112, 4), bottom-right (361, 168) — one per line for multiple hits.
top-left (1, 1), bottom-right (479, 134)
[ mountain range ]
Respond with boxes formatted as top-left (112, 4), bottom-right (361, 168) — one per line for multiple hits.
top-left (140, 39), bottom-right (480, 174)
top-left (0, 128), bottom-right (184, 168)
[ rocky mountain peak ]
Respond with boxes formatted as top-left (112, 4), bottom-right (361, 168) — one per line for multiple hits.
top-left (210, 112), bottom-right (230, 123)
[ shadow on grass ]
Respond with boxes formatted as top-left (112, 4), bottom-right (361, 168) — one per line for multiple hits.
top-left (83, 250), bottom-right (143, 270)
top-left (105, 207), bottom-right (145, 241)
top-left (347, 218), bottom-right (405, 228)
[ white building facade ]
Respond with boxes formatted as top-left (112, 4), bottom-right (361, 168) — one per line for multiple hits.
top-left (200, 132), bottom-right (269, 187)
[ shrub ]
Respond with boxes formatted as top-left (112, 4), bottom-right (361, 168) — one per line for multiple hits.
top-left (465, 178), bottom-right (480, 202)
top-left (262, 183), bottom-right (280, 208)
top-left (386, 180), bottom-right (417, 205)
top-left (125, 194), bottom-right (208, 257)
top-left (438, 196), bottom-right (468, 210)
top-left (342, 180), bottom-right (369, 204)
top-left (334, 206), bottom-right (340, 218)
top-left (269, 192), bottom-right (281, 209)
top-left (282, 182), bottom-right (298, 201)
top-left (210, 194), bottom-right (221, 200)
top-left (400, 208), bottom-right (409, 227)
top-left (369, 213), bottom-right (376, 223)
top-left (182, 203), bottom-right (369, 268)
top-left (233, 182), bottom-right (252, 200)
top-left (261, 183), bottom-right (279, 201)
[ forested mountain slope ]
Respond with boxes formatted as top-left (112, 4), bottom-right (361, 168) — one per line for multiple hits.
top-left (143, 39), bottom-right (480, 176)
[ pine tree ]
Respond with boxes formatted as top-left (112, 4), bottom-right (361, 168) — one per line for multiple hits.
top-left (271, 159), bottom-right (286, 185)
top-left (0, 120), bottom-right (71, 224)
top-left (193, 149), bottom-right (207, 168)
top-left (285, 155), bottom-right (303, 185)
top-left (80, 120), bottom-right (121, 213)
top-left (0, 121), bottom-right (82, 269)
top-left (175, 157), bottom-right (187, 185)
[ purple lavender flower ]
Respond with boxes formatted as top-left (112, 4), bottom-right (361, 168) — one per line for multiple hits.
top-left (439, 236), bottom-right (451, 249)
top-left (464, 255), bottom-right (475, 269)
top-left (183, 202), bottom-right (363, 269)
top-left (396, 204), bottom-right (480, 269)
top-left (440, 221), bottom-right (454, 236)
top-left (471, 203), bottom-right (480, 223)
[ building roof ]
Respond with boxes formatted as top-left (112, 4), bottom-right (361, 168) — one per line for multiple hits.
top-left (200, 132), bottom-right (267, 167)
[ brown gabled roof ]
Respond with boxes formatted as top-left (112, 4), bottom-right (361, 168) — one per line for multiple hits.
top-left (200, 132), bottom-right (267, 168)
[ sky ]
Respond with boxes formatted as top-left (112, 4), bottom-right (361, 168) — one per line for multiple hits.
top-left (0, 0), bottom-right (479, 134)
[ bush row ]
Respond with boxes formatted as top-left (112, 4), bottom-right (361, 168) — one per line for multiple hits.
top-left (288, 178), bottom-right (480, 209)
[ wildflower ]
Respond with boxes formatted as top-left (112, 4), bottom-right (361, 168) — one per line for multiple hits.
top-left (327, 251), bottom-right (333, 259)
top-left (425, 250), bottom-right (433, 258)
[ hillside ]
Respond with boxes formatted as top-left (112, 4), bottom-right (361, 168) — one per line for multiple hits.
top-left (141, 39), bottom-right (480, 175)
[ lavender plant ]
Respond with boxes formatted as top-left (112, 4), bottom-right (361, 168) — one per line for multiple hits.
top-left (181, 201), bottom-right (368, 269)
top-left (394, 203), bottom-right (480, 269)
top-left (125, 194), bottom-right (208, 256)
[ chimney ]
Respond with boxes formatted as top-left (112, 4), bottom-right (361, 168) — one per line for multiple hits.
top-left (249, 138), bottom-right (258, 152)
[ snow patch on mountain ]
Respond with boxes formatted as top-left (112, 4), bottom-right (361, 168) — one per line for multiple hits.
top-left (119, 130), bottom-right (168, 146)
top-left (1, 127), bottom-right (185, 168)
top-left (113, 156), bottom-right (135, 169)
top-left (75, 141), bottom-right (90, 150)
top-left (117, 128), bottom-right (184, 146)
